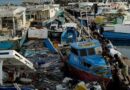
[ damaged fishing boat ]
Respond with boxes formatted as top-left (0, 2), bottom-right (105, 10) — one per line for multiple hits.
top-left (0, 50), bottom-right (36, 89)
top-left (62, 39), bottom-right (112, 85)
top-left (0, 6), bottom-right (28, 50)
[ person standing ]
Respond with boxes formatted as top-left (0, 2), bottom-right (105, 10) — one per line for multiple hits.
top-left (92, 3), bottom-right (98, 18)
top-left (114, 54), bottom-right (130, 83)
top-left (89, 19), bottom-right (97, 32)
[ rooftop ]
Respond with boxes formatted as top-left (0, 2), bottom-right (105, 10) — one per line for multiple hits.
top-left (0, 6), bottom-right (26, 17)
top-left (25, 5), bottom-right (50, 11)
top-left (62, 23), bottom-right (77, 28)
top-left (71, 39), bottom-right (100, 49)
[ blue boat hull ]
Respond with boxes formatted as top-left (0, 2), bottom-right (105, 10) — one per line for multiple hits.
top-left (0, 40), bottom-right (19, 50)
top-left (103, 31), bottom-right (130, 46)
top-left (61, 27), bottom-right (79, 44)
top-left (0, 31), bottom-right (27, 50)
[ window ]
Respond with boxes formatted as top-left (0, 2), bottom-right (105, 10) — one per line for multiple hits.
top-left (88, 48), bottom-right (95, 55)
top-left (30, 21), bottom-right (42, 27)
top-left (80, 49), bottom-right (87, 56)
top-left (95, 47), bottom-right (102, 55)
top-left (0, 52), bottom-right (9, 55)
top-left (71, 47), bottom-right (78, 56)
top-left (51, 32), bottom-right (61, 38)
top-left (82, 61), bottom-right (91, 68)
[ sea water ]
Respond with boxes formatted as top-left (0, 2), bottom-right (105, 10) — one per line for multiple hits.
top-left (0, 0), bottom-right (51, 5)
top-left (0, 0), bottom-right (22, 5)
top-left (117, 46), bottom-right (130, 59)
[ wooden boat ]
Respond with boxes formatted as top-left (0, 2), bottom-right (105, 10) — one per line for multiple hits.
top-left (62, 39), bottom-right (112, 85)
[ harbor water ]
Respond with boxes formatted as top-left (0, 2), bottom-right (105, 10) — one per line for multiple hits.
top-left (0, 0), bottom-right (52, 5)
top-left (117, 46), bottom-right (130, 59)
top-left (0, 0), bottom-right (22, 5)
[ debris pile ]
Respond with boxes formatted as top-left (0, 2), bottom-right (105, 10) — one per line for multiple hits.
top-left (20, 40), bottom-right (64, 90)
top-left (56, 77), bottom-right (102, 90)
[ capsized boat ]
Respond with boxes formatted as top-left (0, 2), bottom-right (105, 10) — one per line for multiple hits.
top-left (63, 39), bottom-right (112, 84)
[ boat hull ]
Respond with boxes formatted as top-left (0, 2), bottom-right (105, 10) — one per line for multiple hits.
top-left (103, 31), bottom-right (130, 46)
top-left (64, 63), bottom-right (111, 86)
top-left (0, 40), bottom-right (19, 50)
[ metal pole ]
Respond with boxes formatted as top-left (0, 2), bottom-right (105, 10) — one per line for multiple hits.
top-left (23, 11), bottom-right (26, 27)
top-left (0, 60), bottom-right (3, 85)
top-left (12, 17), bottom-right (16, 37)
top-left (0, 18), bottom-right (2, 30)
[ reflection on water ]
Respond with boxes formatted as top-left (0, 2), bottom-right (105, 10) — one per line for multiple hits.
top-left (116, 46), bottom-right (130, 59)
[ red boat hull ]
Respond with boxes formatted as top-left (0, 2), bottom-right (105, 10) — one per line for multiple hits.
top-left (66, 64), bottom-right (111, 86)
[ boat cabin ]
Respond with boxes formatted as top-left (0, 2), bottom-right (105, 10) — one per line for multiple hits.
top-left (28, 26), bottom-right (48, 39)
top-left (103, 11), bottom-right (130, 32)
top-left (68, 39), bottom-right (111, 79)
top-left (0, 6), bottom-right (26, 40)
top-left (25, 4), bottom-right (59, 22)
top-left (0, 50), bottom-right (35, 85)
top-left (30, 20), bottom-right (45, 28)
top-left (70, 39), bottom-right (102, 57)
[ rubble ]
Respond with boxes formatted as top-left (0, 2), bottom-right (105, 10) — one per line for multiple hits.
top-left (19, 40), bottom-right (64, 90)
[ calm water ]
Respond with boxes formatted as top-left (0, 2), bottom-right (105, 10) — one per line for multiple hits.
top-left (117, 46), bottom-right (130, 59)
top-left (0, 0), bottom-right (22, 5)
top-left (0, 0), bottom-right (51, 5)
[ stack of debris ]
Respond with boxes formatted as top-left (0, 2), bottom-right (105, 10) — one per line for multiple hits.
top-left (19, 40), bottom-right (64, 90)
top-left (56, 77), bottom-right (102, 90)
